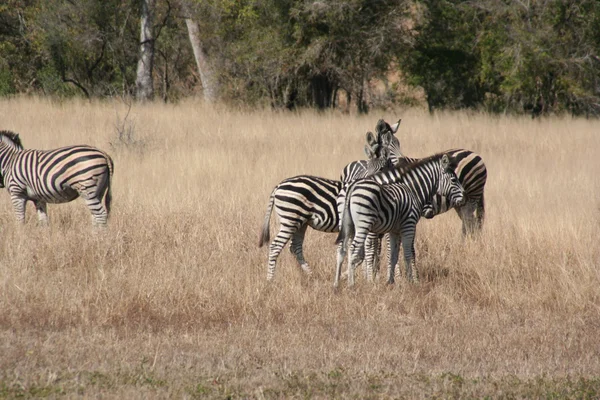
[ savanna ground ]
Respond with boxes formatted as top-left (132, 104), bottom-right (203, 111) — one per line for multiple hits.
top-left (0, 97), bottom-right (599, 398)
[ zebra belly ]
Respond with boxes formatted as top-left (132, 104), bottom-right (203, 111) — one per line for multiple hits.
top-left (308, 211), bottom-right (339, 232)
top-left (26, 186), bottom-right (79, 203)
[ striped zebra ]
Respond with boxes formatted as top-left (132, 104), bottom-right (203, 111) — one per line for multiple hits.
top-left (417, 148), bottom-right (486, 234)
top-left (258, 128), bottom-right (401, 281)
top-left (359, 121), bottom-right (487, 281)
top-left (334, 153), bottom-right (466, 287)
top-left (374, 120), bottom-right (486, 234)
top-left (0, 131), bottom-right (114, 226)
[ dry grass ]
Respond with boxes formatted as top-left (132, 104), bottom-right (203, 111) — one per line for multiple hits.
top-left (0, 97), bottom-right (599, 398)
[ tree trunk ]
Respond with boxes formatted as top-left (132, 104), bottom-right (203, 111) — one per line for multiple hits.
top-left (357, 84), bottom-right (369, 114)
top-left (181, 1), bottom-right (219, 103)
top-left (135, 0), bottom-right (155, 101)
top-left (311, 74), bottom-right (333, 109)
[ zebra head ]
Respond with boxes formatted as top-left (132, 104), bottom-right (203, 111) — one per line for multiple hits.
top-left (375, 118), bottom-right (403, 164)
top-left (438, 154), bottom-right (465, 208)
top-left (364, 131), bottom-right (380, 159)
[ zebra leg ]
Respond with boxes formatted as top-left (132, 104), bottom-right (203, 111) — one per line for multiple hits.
top-left (401, 231), bottom-right (418, 283)
top-left (289, 224), bottom-right (311, 275)
top-left (266, 227), bottom-right (296, 281)
top-left (456, 200), bottom-right (477, 236)
top-left (74, 179), bottom-right (109, 227)
top-left (365, 233), bottom-right (382, 282)
top-left (347, 240), bottom-right (364, 287)
top-left (85, 197), bottom-right (109, 227)
top-left (387, 234), bottom-right (400, 284)
top-left (33, 200), bottom-right (48, 225)
top-left (475, 193), bottom-right (485, 231)
top-left (10, 195), bottom-right (27, 224)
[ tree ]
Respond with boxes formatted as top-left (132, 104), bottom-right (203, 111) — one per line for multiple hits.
top-left (399, 0), bottom-right (484, 113)
top-left (136, 0), bottom-right (156, 101)
top-left (476, 0), bottom-right (600, 116)
top-left (180, 0), bottom-right (219, 102)
top-left (28, 0), bottom-right (139, 98)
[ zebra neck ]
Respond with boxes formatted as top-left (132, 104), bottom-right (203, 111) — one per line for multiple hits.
top-left (0, 144), bottom-right (19, 174)
top-left (367, 159), bottom-right (388, 174)
top-left (375, 162), bottom-right (440, 208)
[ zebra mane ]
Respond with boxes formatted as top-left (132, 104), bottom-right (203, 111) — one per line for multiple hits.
top-left (0, 130), bottom-right (24, 150)
top-left (394, 152), bottom-right (458, 175)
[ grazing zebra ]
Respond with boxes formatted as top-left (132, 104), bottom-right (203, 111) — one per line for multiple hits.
top-left (258, 130), bottom-right (400, 281)
top-left (0, 130), bottom-right (114, 226)
top-left (334, 153), bottom-right (465, 287)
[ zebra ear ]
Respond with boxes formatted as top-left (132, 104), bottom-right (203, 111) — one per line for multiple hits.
top-left (376, 119), bottom-right (388, 134)
top-left (364, 144), bottom-right (377, 159)
top-left (389, 119), bottom-right (401, 134)
top-left (365, 131), bottom-right (377, 147)
top-left (379, 130), bottom-right (392, 147)
top-left (441, 154), bottom-right (450, 170)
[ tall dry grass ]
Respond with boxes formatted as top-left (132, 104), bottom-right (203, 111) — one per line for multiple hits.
top-left (0, 97), bottom-right (599, 397)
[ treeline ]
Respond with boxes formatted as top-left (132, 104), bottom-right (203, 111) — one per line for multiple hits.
top-left (1, 0), bottom-right (599, 116)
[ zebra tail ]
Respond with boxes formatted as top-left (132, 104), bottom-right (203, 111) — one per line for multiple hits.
top-left (258, 188), bottom-right (276, 247)
top-left (335, 184), bottom-right (355, 245)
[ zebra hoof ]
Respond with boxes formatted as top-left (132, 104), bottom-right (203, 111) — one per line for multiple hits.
top-left (300, 264), bottom-right (312, 275)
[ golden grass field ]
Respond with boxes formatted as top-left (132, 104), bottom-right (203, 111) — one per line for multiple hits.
top-left (0, 97), bottom-right (599, 398)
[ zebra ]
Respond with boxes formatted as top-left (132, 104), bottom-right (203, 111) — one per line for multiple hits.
top-left (358, 121), bottom-right (487, 281)
top-left (334, 153), bottom-right (466, 288)
top-left (0, 130), bottom-right (114, 227)
top-left (373, 120), bottom-right (486, 234)
top-left (258, 128), bottom-right (401, 281)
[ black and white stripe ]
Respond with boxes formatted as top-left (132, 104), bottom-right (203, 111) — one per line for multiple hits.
top-left (358, 119), bottom-right (487, 280)
top-left (334, 153), bottom-right (466, 287)
top-left (361, 148), bottom-right (487, 280)
top-left (404, 148), bottom-right (486, 233)
top-left (258, 140), bottom-right (396, 281)
top-left (0, 131), bottom-right (114, 226)
top-left (372, 119), bottom-right (486, 233)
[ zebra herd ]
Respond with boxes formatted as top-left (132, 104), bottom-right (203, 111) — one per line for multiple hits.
top-left (259, 119), bottom-right (487, 287)
top-left (0, 120), bottom-right (486, 288)
top-left (0, 130), bottom-right (113, 226)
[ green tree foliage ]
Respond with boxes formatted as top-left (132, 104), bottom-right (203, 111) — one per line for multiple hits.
top-left (0, 0), bottom-right (598, 116)
top-left (0, 0), bottom-right (40, 95)
top-left (478, 0), bottom-right (600, 116)
top-left (400, 0), bottom-right (484, 112)
top-left (32, 0), bottom-right (139, 97)
top-left (288, 0), bottom-right (409, 111)
top-left (195, 0), bottom-right (408, 110)
top-left (401, 0), bottom-right (600, 115)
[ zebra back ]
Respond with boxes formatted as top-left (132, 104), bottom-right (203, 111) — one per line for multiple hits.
top-left (365, 146), bottom-right (486, 217)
